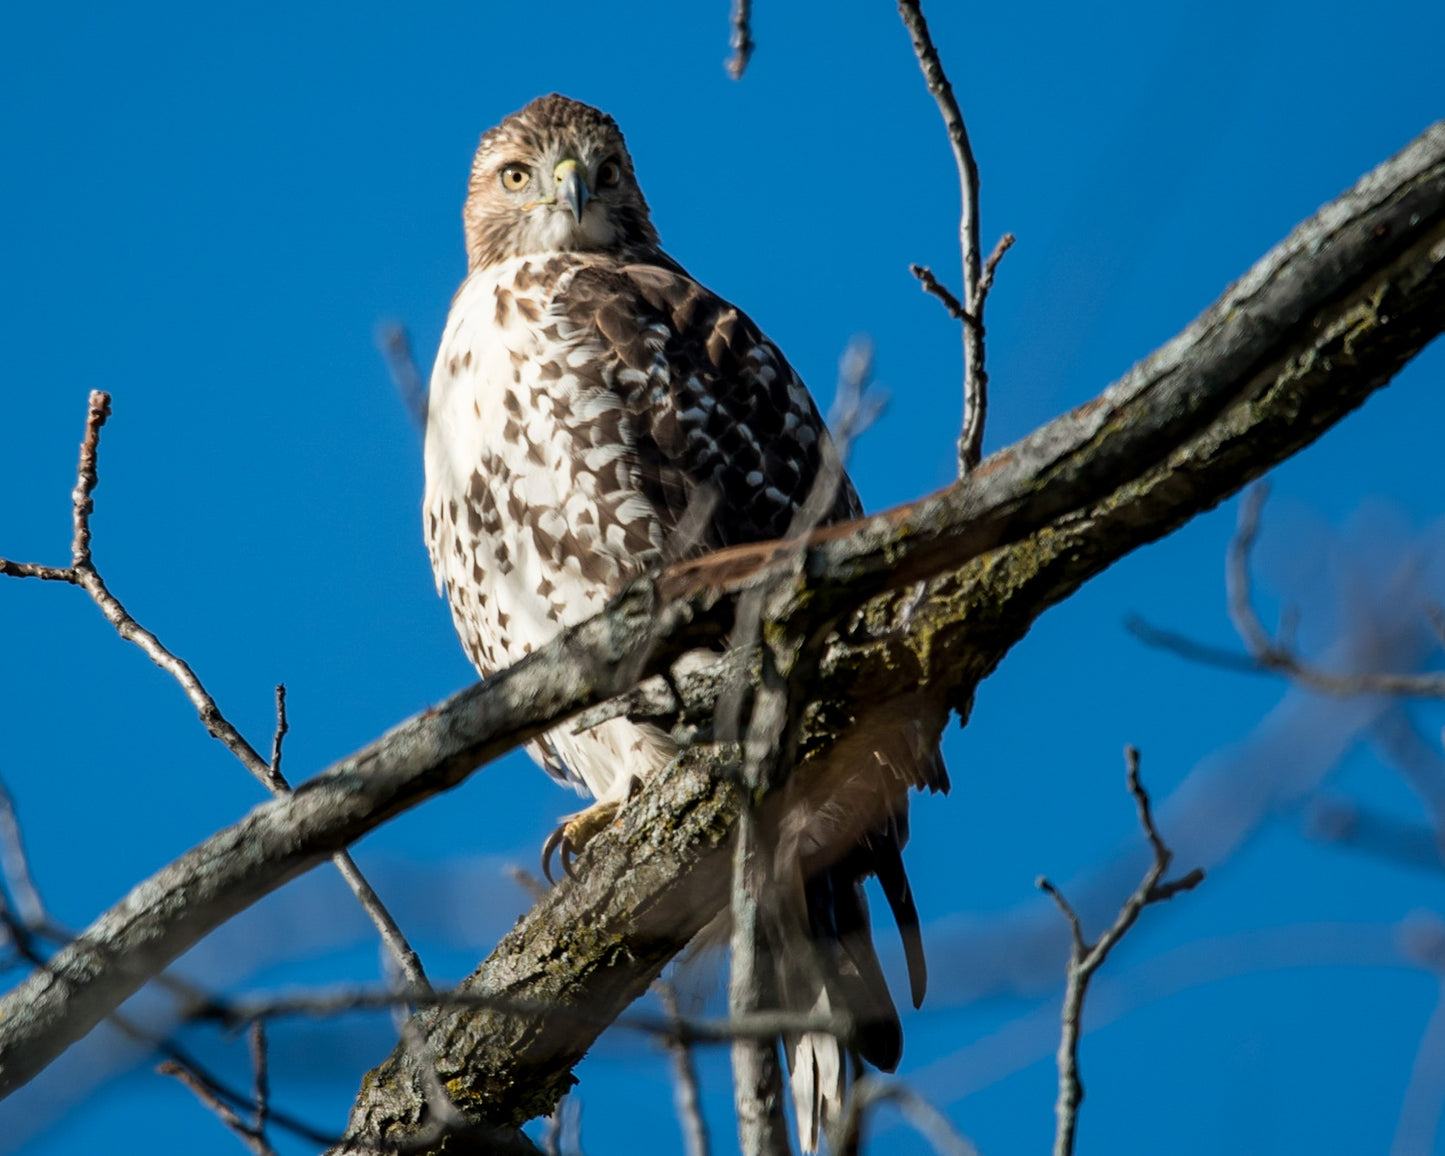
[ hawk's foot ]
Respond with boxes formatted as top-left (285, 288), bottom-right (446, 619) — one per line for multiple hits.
top-left (540, 776), bottom-right (645, 885)
top-left (541, 800), bottom-right (620, 884)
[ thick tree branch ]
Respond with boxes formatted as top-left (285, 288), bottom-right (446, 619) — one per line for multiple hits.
top-left (0, 122), bottom-right (1443, 1146)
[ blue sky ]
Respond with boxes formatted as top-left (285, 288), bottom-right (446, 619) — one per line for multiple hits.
top-left (3, 1), bottom-right (1444, 1153)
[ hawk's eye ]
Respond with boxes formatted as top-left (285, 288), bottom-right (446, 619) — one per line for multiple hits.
top-left (596, 158), bottom-right (622, 188)
top-left (500, 165), bottom-right (531, 192)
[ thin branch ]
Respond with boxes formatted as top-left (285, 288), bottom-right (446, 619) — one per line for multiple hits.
top-left (375, 322), bottom-right (429, 433)
top-left (249, 1021), bottom-right (270, 1137)
top-left (910, 237), bottom-right (1016, 331)
top-left (0, 774), bottom-right (45, 929)
top-left (1392, 987), bottom-right (1445, 1156)
top-left (1130, 486), bottom-right (1445, 697)
top-left (1122, 615), bottom-right (1271, 674)
top-left (833, 1076), bottom-right (980, 1156)
top-left (1036, 747), bottom-right (1205, 1156)
top-left (0, 812), bottom-right (326, 1154)
top-left (896, 0), bottom-right (1002, 476)
top-left (0, 775), bottom-right (390, 1155)
top-left (0, 393), bottom-right (430, 993)
top-left (159, 1054), bottom-right (282, 1156)
top-left (268, 684), bottom-right (289, 788)
top-left (657, 982), bottom-right (712, 1156)
top-left (1304, 796), bottom-right (1445, 875)
top-left (978, 232), bottom-right (1016, 300)
top-left (542, 1096), bottom-right (566, 1156)
top-left (143, 1025), bottom-right (339, 1147)
top-left (208, 983), bottom-right (847, 1045)
top-left (1427, 602), bottom-right (1445, 648)
top-left (68, 389), bottom-right (109, 568)
top-left (727, 800), bottom-right (793, 1156)
top-left (1394, 922), bottom-right (1445, 1156)
top-left (726, 0), bottom-right (755, 80)
top-left (909, 264), bottom-right (968, 323)
top-left (334, 855), bottom-right (429, 992)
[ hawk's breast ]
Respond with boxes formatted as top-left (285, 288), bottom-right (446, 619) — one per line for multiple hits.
top-left (424, 255), bottom-right (665, 673)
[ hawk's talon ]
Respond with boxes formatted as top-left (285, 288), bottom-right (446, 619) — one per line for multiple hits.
top-left (540, 799), bottom-right (624, 885)
top-left (540, 825), bottom-right (567, 886)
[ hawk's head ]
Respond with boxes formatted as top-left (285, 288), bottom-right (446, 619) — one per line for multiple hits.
top-left (462, 94), bottom-right (659, 271)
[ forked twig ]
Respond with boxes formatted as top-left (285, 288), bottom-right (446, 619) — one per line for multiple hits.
top-left (159, 1058), bottom-right (282, 1156)
top-left (896, 1), bottom-right (1013, 476)
top-left (1129, 485), bottom-right (1445, 698)
top-left (159, 1025), bottom-right (283, 1156)
top-left (833, 1076), bottom-right (980, 1156)
top-left (0, 393), bottom-right (430, 993)
top-left (1036, 747), bottom-right (1204, 1156)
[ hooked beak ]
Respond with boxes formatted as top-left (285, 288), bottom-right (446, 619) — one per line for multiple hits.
top-left (553, 159), bottom-right (589, 223)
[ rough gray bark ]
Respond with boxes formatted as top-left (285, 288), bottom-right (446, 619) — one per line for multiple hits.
top-left (0, 119), bottom-right (1442, 1151)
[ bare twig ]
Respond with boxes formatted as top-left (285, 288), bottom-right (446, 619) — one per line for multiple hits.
top-left (896, 1), bottom-right (1009, 476)
top-left (657, 981), bottom-right (712, 1156)
top-left (543, 1096), bottom-right (565, 1156)
top-left (909, 264), bottom-right (967, 322)
top-left (144, 1026), bottom-right (338, 1147)
top-left (722, 633), bottom-right (797, 1155)
top-left (1395, 919), bottom-right (1445, 1156)
top-left (375, 322), bottom-right (428, 432)
top-left (978, 232), bottom-right (1016, 299)
top-left (1305, 796), bottom-right (1445, 875)
top-left (158, 1008), bottom-right (543, 1156)
top-left (1036, 747), bottom-right (1205, 1156)
top-left (909, 236), bottom-right (1015, 332)
top-left (540, 1095), bottom-right (581, 1156)
top-left (1427, 602), bottom-right (1445, 648)
top-left (1370, 709), bottom-right (1445, 826)
top-left (0, 393), bottom-right (430, 994)
top-left (159, 1054), bottom-right (282, 1156)
top-left (268, 684), bottom-right (289, 788)
top-left (1392, 991), bottom-right (1445, 1156)
top-left (726, 0), bottom-right (754, 79)
top-left (249, 1021), bottom-right (270, 1137)
top-left (506, 864), bottom-right (549, 903)
top-left (210, 983), bottom-right (847, 1045)
top-left (1129, 486), bottom-right (1445, 697)
top-left (833, 1076), bottom-right (980, 1156)
top-left (0, 813), bottom-right (314, 1156)
top-left (0, 775), bottom-right (45, 930)
top-left (727, 800), bottom-right (793, 1156)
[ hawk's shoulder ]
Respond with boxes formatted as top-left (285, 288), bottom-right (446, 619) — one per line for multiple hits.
top-left (556, 258), bottom-right (861, 556)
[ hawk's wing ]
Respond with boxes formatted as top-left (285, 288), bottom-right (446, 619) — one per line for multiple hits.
top-left (559, 260), bottom-right (862, 559)
top-left (558, 259), bottom-right (949, 1115)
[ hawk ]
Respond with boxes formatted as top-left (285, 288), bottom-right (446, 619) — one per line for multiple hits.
top-left (423, 94), bottom-right (948, 1149)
